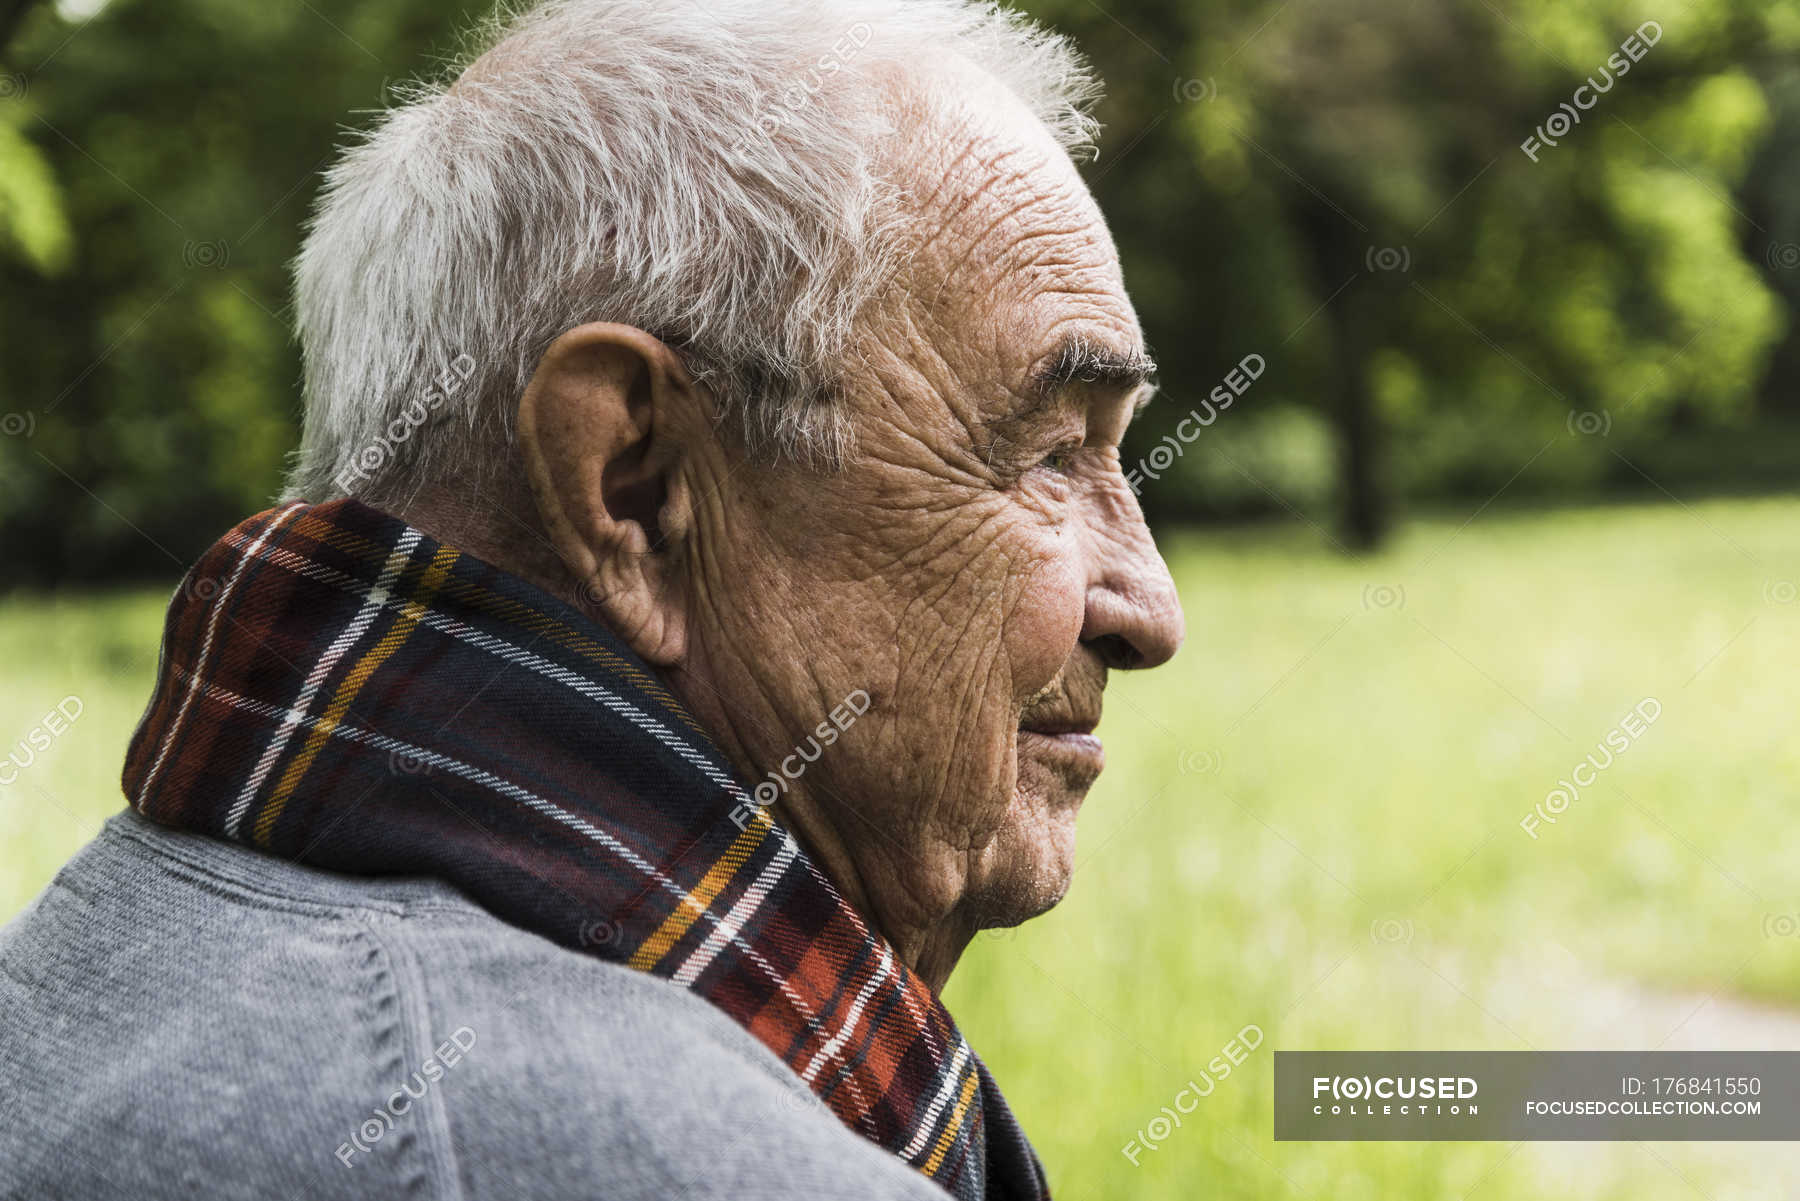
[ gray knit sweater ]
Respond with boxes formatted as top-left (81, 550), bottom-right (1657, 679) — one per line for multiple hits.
top-left (0, 811), bottom-right (945, 1200)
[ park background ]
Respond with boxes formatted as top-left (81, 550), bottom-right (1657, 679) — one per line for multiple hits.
top-left (2, 0), bottom-right (1798, 1196)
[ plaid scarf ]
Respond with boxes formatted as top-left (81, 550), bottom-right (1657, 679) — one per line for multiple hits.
top-left (121, 498), bottom-right (1048, 1200)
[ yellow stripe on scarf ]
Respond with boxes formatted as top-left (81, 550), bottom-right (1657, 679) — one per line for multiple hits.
top-left (629, 805), bottom-right (770, 972)
top-left (922, 1068), bottom-right (982, 1176)
top-left (252, 545), bottom-right (459, 846)
top-left (297, 513), bottom-right (704, 735)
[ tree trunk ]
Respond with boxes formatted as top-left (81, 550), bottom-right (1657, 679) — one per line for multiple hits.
top-left (1296, 198), bottom-right (1388, 551)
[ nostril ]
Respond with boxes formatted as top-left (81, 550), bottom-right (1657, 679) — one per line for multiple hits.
top-left (1087, 633), bottom-right (1143, 671)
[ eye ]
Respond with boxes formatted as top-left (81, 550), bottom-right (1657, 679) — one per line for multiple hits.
top-left (1037, 444), bottom-right (1080, 475)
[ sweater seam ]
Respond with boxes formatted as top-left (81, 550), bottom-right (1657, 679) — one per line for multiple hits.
top-left (358, 916), bottom-right (468, 1201)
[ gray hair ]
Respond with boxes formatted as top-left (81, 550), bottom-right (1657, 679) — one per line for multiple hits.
top-left (286, 0), bottom-right (1100, 505)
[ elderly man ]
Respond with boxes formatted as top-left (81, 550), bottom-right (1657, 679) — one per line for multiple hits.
top-left (0, 0), bottom-right (1182, 1197)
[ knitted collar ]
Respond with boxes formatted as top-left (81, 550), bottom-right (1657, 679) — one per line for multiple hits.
top-left (122, 498), bottom-right (1048, 1200)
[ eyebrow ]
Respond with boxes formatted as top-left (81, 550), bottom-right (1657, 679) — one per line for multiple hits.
top-left (1024, 336), bottom-right (1159, 413)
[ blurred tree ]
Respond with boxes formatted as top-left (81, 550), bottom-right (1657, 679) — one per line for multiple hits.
top-left (0, 0), bottom-right (487, 585)
top-left (1028, 0), bottom-right (1792, 547)
top-left (0, 0), bottom-right (67, 276)
top-left (0, 0), bottom-right (1796, 582)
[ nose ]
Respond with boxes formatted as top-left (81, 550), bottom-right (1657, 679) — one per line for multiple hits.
top-left (1081, 488), bottom-right (1185, 671)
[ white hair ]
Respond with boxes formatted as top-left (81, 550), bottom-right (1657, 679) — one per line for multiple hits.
top-left (285, 0), bottom-right (1100, 505)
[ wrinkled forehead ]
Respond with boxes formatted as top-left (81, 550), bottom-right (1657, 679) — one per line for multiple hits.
top-left (878, 75), bottom-right (1142, 421)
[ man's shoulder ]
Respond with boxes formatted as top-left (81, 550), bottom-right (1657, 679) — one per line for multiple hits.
top-left (0, 810), bottom-right (940, 1201)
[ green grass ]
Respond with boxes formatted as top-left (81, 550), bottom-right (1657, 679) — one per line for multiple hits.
top-left (5, 497), bottom-right (1799, 1198)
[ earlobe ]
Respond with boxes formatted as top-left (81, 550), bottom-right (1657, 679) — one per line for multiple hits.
top-left (516, 323), bottom-right (693, 666)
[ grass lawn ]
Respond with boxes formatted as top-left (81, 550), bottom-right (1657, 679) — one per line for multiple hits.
top-left (5, 495), bottom-right (1799, 1198)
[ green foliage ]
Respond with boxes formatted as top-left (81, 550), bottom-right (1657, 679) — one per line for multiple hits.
top-left (1, 0), bottom-right (1797, 580)
top-left (0, 111), bottom-right (71, 273)
top-left (0, 0), bottom-right (489, 585)
top-left (1016, 0), bottom-right (1799, 535)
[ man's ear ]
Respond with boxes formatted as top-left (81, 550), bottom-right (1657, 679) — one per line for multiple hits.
top-left (516, 322), bottom-right (699, 667)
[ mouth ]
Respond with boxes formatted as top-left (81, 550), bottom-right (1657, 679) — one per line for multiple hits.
top-left (1017, 715), bottom-right (1104, 779)
top-left (1017, 655), bottom-right (1109, 785)
top-left (1018, 715), bottom-right (1098, 737)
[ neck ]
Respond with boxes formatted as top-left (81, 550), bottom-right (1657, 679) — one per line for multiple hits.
top-left (665, 655), bottom-right (977, 995)
top-left (393, 490), bottom-right (976, 992)
top-left (767, 792), bottom-right (977, 994)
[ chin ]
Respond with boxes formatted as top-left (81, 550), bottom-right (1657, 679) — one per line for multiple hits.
top-left (966, 763), bottom-right (1089, 929)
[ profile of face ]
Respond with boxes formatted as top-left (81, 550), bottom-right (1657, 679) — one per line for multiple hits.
top-left (519, 77), bottom-right (1184, 988)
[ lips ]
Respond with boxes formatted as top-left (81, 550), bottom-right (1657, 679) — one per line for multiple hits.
top-left (1017, 716), bottom-right (1097, 737)
top-left (1016, 728), bottom-right (1105, 783)
top-left (1017, 652), bottom-right (1108, 783)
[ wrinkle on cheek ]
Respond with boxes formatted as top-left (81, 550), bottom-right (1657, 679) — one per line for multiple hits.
top-left (1004, 525), bottom-right (1086, 693)
top-left (869, 511), bottom-right (1061, 844)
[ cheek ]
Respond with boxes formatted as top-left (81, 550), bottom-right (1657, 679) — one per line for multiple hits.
top-left (1003, 532), bottom-right (1085, 696)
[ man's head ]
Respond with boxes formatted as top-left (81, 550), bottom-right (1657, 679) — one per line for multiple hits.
top-left (292, 0), bottom-right (1183, 988)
